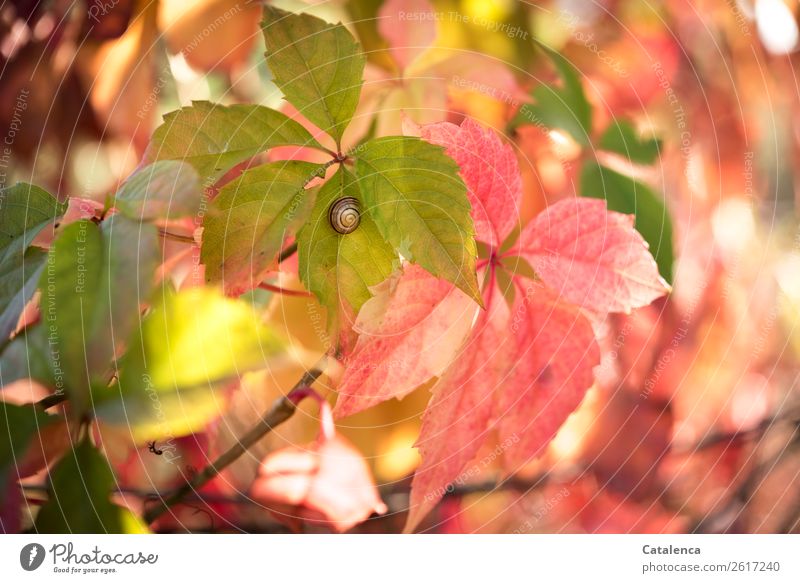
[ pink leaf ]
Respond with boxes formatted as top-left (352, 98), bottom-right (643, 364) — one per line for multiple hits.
top-left (405, 280), bottom-right (600, 531)
top-left (333, 264), bottom-right (477, 418)
top-left (510, 197), bottom-right (669, 314)
top-left (405, 282), bottom-right (512, 532)
top-left (378, 0), bottom-right (437, 71)
top-left (251, 403), bottom-right (387, 533)
top-left (421, 118), bottom-right (522, 247)
top-left (493, 281), bottom-right (600, 471)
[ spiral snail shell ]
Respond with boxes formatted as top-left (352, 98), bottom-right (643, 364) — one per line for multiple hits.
top-left (329, 196), bottom-right (361, 234)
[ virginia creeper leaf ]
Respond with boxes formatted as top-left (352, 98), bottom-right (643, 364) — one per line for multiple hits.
top-left (581, 162), bottom-right (674, 281)
top-left (0, 183), bottom-right (66, 340)
top-left (510, 197), bottom-right (669, 314)
top-left (34, 439), bottom-right (149, 533)
top-left (143, 101), bottom-right (323, 182)
top-left (599, 120), bottom-right (662, 165)
top-left (39, 215), bottom-right (158, 417)
top-left (94, 288), bottom-right (286, 441)
top-left (420, 118), bottom-right (522, 247)
top-left (509, 44), bottom-right (592, 145)
top-left (344, 0), bottom-right (397, 72)
top-left (405, 281), bottom-right (512, 532)
top-left (354, 136), bottom-right (482, 304)
top-left (405, 281), bottom-right (600, 532)
top-left (493, 282), bottom-right (600, 470)
top-left (114, 160), bottom-right (202, 221)
top-left (262, 6), bottom-right (365, 145)
top-left (296, 166), bottom-right (396, 343)
top-left (0, 328), bottom-right (58, 389)
top-left (334, 264), bottom-right (477, 418)
top-left (201, 161), bottom-right (322, 296)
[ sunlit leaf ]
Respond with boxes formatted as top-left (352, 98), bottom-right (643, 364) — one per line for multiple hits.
top-left (0, 183), bottom-right (66, 340)
top-left (94, 288), bottom-right (286, 441)
top-left (297, 166), bottom-right (396, 343)
top-left (580, 162), bottom-right (674, 282)
top-left (262, 6), bottom-right (365, 145)
top-left (201, 161), bottom-right (322, 296)
top-left (355, 136), bottom-right (482, 305)
top-left (143, 101), bottom-right (323, 182)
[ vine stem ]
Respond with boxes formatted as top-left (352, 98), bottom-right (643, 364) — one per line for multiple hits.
top-left (142, 356), bottom-right (329, 524)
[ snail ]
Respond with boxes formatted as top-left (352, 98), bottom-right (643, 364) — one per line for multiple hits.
top-left (329, 196), bottom-right (361, 234)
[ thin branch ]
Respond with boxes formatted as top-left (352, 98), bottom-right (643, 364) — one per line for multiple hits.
top-left (142, 357), bottom-right (328, 524)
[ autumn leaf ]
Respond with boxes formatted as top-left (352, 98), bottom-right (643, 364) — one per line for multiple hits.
top-left (333, 264), bottom-right (477, 418)
top-left (201, 161), bottom-right (322, 296)
top-left (251, 401), bottom-right (387, 532)
top-left (419, 118), bottom-right (522, 248)
top-left (360, 121), bottom-right (666, 531)
top-left (509, 197), bottom-right (670, 314)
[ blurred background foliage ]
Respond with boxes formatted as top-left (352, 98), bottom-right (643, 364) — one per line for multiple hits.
top-left (4, 0), bottom-right (800, 532)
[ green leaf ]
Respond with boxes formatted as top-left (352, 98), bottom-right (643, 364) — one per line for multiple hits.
top-left (35, 439), bottom-right (148, 533)
top-left (355, 136), bottom-right (482, 305)
top-left (0, 183), bottom-right (66, 340)
top-left (94, 288), bottom-right (286, 441)
top-left (201, 161), bottom-right (322, 295)
top-left (115, 160), bottom-right (202, 221)
top-left (0, 327), bottom-right (59, 389)
top-left (599, 120), bottom-right (661, 165)
top-left (40, 216), bottom-right (158, 416)
top-left (581, 162), bottom-right (674, 282)
top-left (297, 167), bottom-right (396, 339)
top-left (0, 402), bottom-right (55, 502)
top-left (509, 44), bottom-right (592, 145)
top-left (262, 6), bottom-right (365, 145)
top-left (143, 101), bottom-right (323, 182)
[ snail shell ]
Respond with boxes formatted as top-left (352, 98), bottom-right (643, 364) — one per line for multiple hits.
top-left (329, 196), bottom-right (361, 234)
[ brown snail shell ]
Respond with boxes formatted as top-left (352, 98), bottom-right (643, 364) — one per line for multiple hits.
top-left (329, 196), bottom-right (361, 234)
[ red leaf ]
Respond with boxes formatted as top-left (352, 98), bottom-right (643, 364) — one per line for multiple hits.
top-left (405, 280), bottom-right (599, 531)
top-left (510, 197), bottom-right (669, 314)
top-left (421, 118), bottom-right (522, 248)
top-left (405, 280), bottom-right (512, 531)
top-left (333, 264), bottom-right (477, 418)
top-left (250, 404), bottom-right (387, 533)
top-left (493, 281), bottom-right (600, 471)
